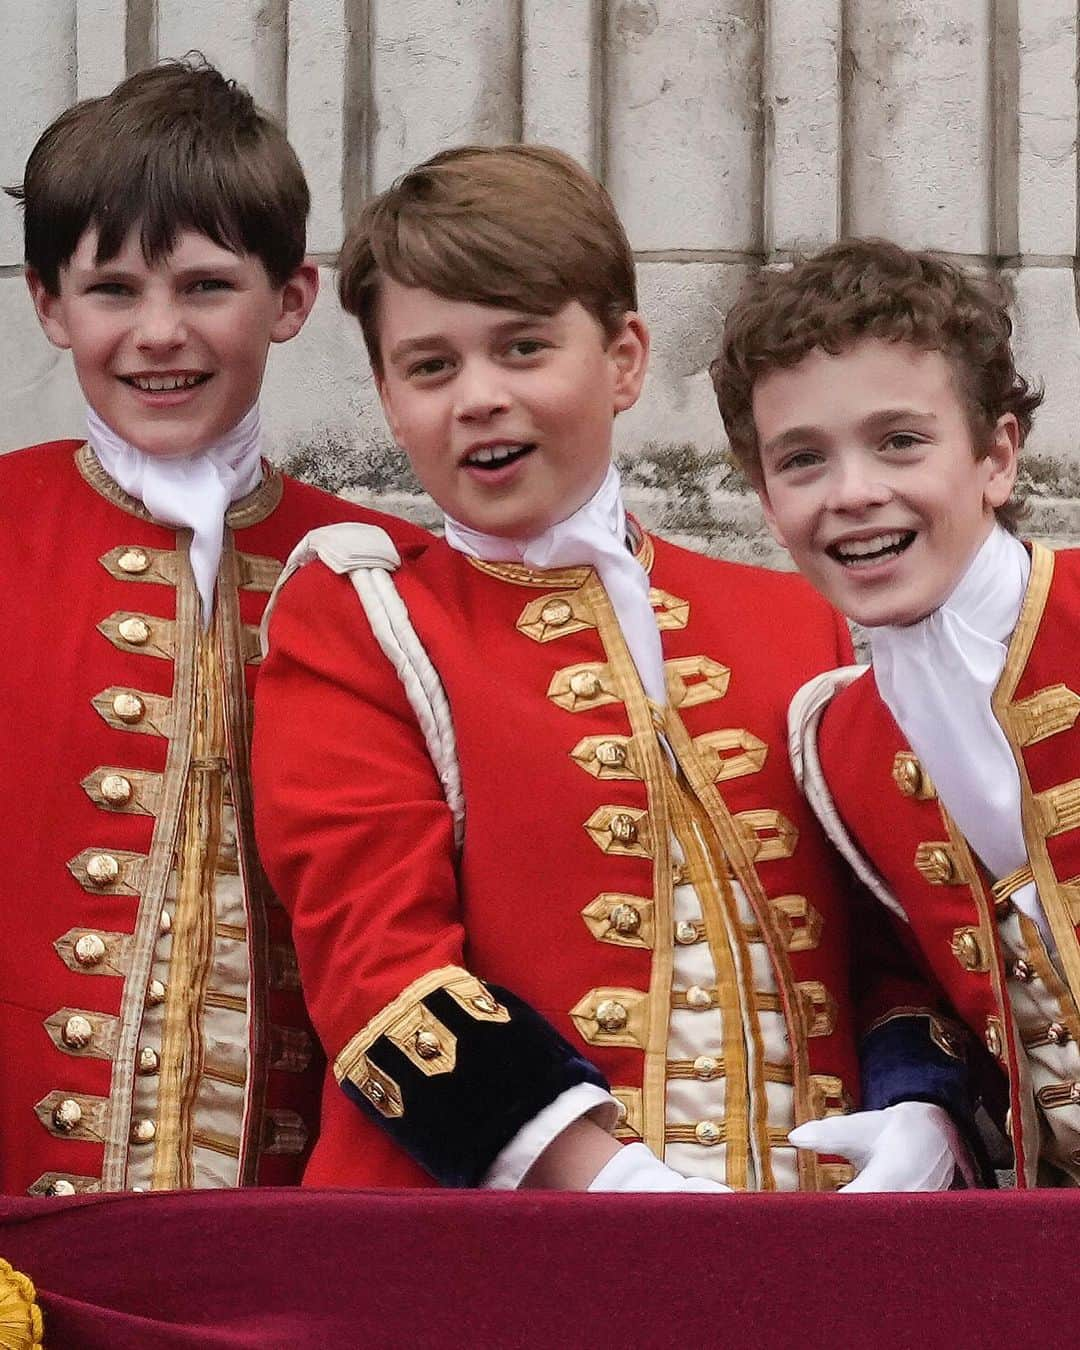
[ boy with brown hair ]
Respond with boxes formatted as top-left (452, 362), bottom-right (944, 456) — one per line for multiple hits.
top-left (0, 56), bottom-right (425, 1198)
top-left (254, 152), bottom-right (975, 1192)
top-left (712, 237), bottom-right (1077, 1183)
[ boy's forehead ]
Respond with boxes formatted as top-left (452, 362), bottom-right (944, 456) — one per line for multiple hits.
top-left (376, 276), bottom-right (572, 345)
top-left (65, 224), bottom-right (253, 274)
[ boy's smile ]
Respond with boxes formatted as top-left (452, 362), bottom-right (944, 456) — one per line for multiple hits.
top-left (374, 279), bottom-right (648, 538)
top-left (29, 228), bottom-right (316, 457)
top-left (753, 337), bottom-right (1018, 628)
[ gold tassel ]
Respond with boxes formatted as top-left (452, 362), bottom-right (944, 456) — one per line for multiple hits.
top-left (0, 1259), bottom-right (43, 1349)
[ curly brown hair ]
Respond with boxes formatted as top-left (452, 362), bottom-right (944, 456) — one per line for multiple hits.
top-left (710, 239), bottom-right (1042, 529)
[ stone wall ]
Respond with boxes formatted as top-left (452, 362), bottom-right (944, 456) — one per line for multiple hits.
top-left (3, 0), bottom-right (1078, 562)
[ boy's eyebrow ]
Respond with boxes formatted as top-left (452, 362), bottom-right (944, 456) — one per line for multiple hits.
top-left (386, 315), bottom-right (554, 366)
top-left (761, 407), bottom-right (939, 455)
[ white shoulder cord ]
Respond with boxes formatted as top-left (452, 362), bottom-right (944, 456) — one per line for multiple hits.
top-left (787, 665), bottom-right (909, 925)
top-left (261, 523), bottom-right (465, 848)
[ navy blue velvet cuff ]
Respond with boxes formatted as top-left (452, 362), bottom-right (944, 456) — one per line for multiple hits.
top-left (861, 1013), bottom-right (992, 1183)
top-left (339, 980), bottom-right (609, 1187)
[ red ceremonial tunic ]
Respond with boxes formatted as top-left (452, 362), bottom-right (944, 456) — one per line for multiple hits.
top-left (817, 543), bottom-right (1080, 1185)
top-left (0, 439), bottom-right (427, 1197)
top-left (255, 530), bottom-right (944, 1191)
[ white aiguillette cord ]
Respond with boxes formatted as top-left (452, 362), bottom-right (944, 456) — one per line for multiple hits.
top-left (442, 462), bottom-right (667, 706)
top-left (86, 402), bottom-right (265, 625)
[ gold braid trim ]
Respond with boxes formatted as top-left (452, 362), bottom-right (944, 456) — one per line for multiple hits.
top-left (0, 1260), bottom-right (43, 1349)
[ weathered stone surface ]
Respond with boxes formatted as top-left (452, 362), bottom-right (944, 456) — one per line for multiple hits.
top-left (157, 0), bottom-right (287, 119)
top-left (604, 0), bottom-right (763, 252)
top-left (521, 0), bottom-right (598, 169)
top-left (1014, 0), bottom-right (1076, 257)
top-left (368, 0), bottom-right (519, 191)
top-left (844, 0), bottom-right (991, 253)
top-left (74, 0), bottom-right (126, 99)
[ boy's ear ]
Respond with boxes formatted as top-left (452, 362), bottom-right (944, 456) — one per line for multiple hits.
top-left (269, 260), bottom-right (320, 344)
top-left (26, 268), bottom-right (72, 350)
top-left (609, 313), bottom-right (649, 413)
top-left (982, 412), bottom-right (1020, 510)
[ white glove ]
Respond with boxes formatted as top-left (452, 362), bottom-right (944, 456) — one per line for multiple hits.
top-left (587, 1142), bottom-right (732, 1193)
top-left (788, 1101), bottom-right (977, 1192)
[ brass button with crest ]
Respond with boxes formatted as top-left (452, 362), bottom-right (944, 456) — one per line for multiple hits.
top-left (415, 1030), bottom-right (442, 1060)
top-left (950, 928), bottom-right (985, 972)
top-left (53, 1099), bottom-right (83, 1132)
top-left (146, 979), bottom-right (166, 1006)
top-left (595, 999), bottom-right (628, 1033)
top-left (675, 921), bottom-right (699, 945)
top-left (1048, 1021), bottom-right (1071, 1046)
top-left (100, 774), bottom-right (134, 806)
top-left (540, 599), bottom-right (573, 628)
top-left (686, 985), bottom-right (713, 1009)
top-left (364, 1080), bottom-right (386, 1106)
top-left (118, 617), bottom-right (151, 646)
top-left (112, 692), bottom-right (146, 724)
top-left (117, 548), bottom-right (151, 575)
top-left (74, 933), bottom-right (107, 967)
top-left (138, 1047), bottom-right (160, 1075)
top-left (47, 1179), bottom-right (77, 1197)
top-left (131, 1119), bottom-right (156, 1144)
top-left (596, 741), bottom-right (627, 769)
top-left (892, 753), bottom-right (925, 798)
top-left (984, 1018), bottom-right (1004, 1059)
top-left (569, 670), bottom-right (602, 699)
top-left (609, 902), bottom-right (642, 936)
top-left (472, 993), bottom-right (497, 1015)
top-left (1008, 957), bottom-right (1034, 983)
top-left (693, 1055), bottom-right (720, 1080)
top-left (85, 854), bottom-right (121, 887)
top-left (695, 1120), bottom-right (722, 1145)
top-left (61, 1015), bottom-right (94, 1049)
top-left (609, 813), bottom-right (638, 845)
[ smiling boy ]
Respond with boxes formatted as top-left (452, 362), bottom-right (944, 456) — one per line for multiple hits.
top-left (253, 151), bottom-right (976, 1193)
top-left (0, 58), bottom-right (425, 1198)
top-left (711, 237), bottom-right (1080, 1183)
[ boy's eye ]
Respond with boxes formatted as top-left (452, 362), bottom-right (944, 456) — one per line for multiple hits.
top-left (190, 278), bottom-right (233, 293)
top-left (86, 281), bottom-right (132, 297)
top-left (883, 433), bottom-right (921, 452)
top-left (777, 450), bottom-right (822, 472)
top-left (407, 357), bottom-right (452, 379)
top-left (507, 338), bottom-right (547, 358)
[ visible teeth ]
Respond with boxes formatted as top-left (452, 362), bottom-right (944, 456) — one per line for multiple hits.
top-left (834, 531), bottom-right (909, 560)
top-left (128, 374), bottom-right (205, 392)
top-left (467, 444), bottom-right (525, 465)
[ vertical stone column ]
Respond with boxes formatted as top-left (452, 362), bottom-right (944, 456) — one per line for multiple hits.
top-left (521, 0), bottom-right (601, 172)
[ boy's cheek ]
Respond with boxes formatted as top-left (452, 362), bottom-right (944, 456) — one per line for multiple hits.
top-left (754, 484), bottom-right (789, 548)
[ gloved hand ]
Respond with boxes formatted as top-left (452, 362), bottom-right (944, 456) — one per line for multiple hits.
top-left (788, 1101), bottom-right (977, 1192)
top-left (587, 1142), bottom-right (732, 1193)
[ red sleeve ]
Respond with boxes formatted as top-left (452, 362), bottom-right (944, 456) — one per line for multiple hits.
top-left (252, 561), bottom-right (463, 1061)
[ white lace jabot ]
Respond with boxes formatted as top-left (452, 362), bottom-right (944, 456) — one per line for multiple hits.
top-left (442, 463), bottom-right (666, 706)
top-left (87, 404), bottom-right (264, 625)
top-left (869, 524), bottom-right (1047, 937)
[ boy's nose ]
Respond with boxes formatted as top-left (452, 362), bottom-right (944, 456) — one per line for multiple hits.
top-left (133, 298), bottom-right (185, 350)
top-left (453, 361), bottom-right (511, 420)
top-left (828, 454), bottom-right (891, 511)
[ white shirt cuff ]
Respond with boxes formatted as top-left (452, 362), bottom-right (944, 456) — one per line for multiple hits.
top-left (482, 1084), bottom-right (620, 1190)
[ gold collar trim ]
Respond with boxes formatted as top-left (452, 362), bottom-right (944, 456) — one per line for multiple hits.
top-left (75, 442), bottom-right (284, 529)
top-left (464, 520), bottom-right (655, 588)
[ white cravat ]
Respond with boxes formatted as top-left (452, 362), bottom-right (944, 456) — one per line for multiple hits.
top-left (869, 525), bottom-right (1048, 939)
top-left (442, 462), bottom-right (666, 706)
top-left (86, 404), bottom-right (264, 625)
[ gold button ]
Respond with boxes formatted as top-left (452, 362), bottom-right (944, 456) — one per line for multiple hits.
top-left (922, 846), bottom-right (955, 883)
top-left (53, 1099), bottom-right (83, 1132)
top-left (892, 754), bottom-right (924, 798)
top-left (595, 999), bottom-right (628, 1033)
top-left (159, 910), bottom-right (172, 935)
top-left (61, 1015), bottom-right (94, 1049)
top-left (1048, 1022), bottom-right (1071, 1045)
top-left (951, 929), bottom-right (984, 972)
top-left (472, 994), bottom-right (497, 1015)
top-left (569, 670), bottom-right (602, 699)
top-left (117, 548), bottom-right (151, 575)
top-left (1009, 958), bottom-right (1033, 983)
top-left (48, 1179), bottom-right (77, 1197)
top-left (146, 979), bottom-right (166, 1005)
top-left (694, 1120), bottom-right (722, 1145)
top-left (415, 1030), bottom-right (442, 1060)
top-left (137, 1047), bottom-right (160, 1075)
top-left (985, 1019), bottom-right (1004, 1059)
top-left (100, 774), bottom-right (134, 806)
top-left (74, 933), bottom-right (107, 966)
top-left (693, 1055), bottom-right (720, 1080)
top-left (85, 854), bottom-right (121, 887)
top-left (596, 741), bottom-right (627, 768)
top-left (686, 985), bottom-right (712, 1009)
top-left (364, 1080), bottom-right (386, 1106)
top-left (131, 1119), bottom-right (156, 1144)
top-left (609, 813), bottom-right (638, 845)
top-left (117, 617), bottom-right (151, 646)
top-left (112, 692), bottom-right (146, 724)
top-left (609, 903), bottom-right (642, 935)
top-left (675, 921), bottom-right (698, 945)
top-left (540, 599), bottom-right (573, 627)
